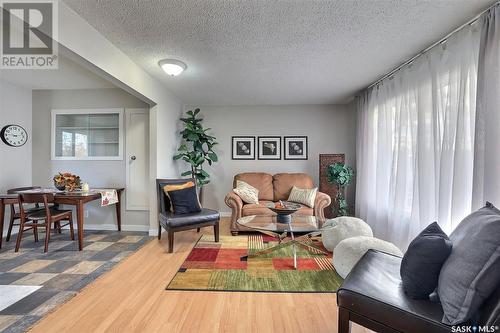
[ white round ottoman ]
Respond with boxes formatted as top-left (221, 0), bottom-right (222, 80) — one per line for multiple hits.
top-left (333, 236), bottom-right (403, 278)
top-left (322, 216), bottom-right (373, 252)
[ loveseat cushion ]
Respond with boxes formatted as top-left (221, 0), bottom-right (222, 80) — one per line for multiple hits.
top-left (273, 173), bottom-right (314, 201)
top-left (337, 250), bottom-right (450, 333)
top-left (234, 173), bottom-right (274, 201)
top-left (242, 201), bottom-right (274, 216)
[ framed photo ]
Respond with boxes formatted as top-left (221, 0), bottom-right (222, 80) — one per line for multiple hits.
top-left (284, 136), bottom-right (308, 160)
top-left (258, 136), bottom-right (281, 160)
top-left (232, 136), bottom-right (255, 160)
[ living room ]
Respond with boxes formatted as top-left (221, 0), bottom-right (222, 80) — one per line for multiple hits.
top-left (0, 1), bottom-right (499, 333)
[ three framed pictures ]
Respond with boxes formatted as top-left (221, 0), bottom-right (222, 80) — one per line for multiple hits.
top-left (231, 136), bottom-right (307, 160)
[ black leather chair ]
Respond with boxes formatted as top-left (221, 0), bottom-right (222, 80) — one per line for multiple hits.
top-left (156, 179), bottom-right (220, 253)
top-left (337, 250), bottom-right (500, 333)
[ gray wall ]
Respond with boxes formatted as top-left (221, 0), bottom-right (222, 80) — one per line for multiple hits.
top-left (32, 88), bottom-right (150, 230)
top-left (184, 105), bottom-right (357, 214)
top-left (0, 80), bottom-right (32, 193)
top-left (0, 79), bottom-right (33, 231)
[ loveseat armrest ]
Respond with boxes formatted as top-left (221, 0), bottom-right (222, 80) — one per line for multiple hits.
top-left (225, 191), bottom-right (243, 210)
top-left (225, 191), bottom-right (243, 234)
top-left (314, 191), bottom-right (331, 220)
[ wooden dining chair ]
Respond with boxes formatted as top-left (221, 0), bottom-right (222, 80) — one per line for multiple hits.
top-left (6, 186), bottom-right (42, 242)
top-left (15, 192), bottom-right (75, 253)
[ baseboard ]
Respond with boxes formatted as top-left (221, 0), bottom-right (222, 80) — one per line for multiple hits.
top-left (220, 211), bottom-right (231, 217)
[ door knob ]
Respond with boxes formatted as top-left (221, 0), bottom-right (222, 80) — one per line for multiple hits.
top-left (131, 156), bottom-right (136, 160)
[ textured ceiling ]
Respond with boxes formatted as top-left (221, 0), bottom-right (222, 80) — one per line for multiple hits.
top-left (63, 0), bottom-right (495, 105)
top-left (0, 55), bottom-right (115, 90)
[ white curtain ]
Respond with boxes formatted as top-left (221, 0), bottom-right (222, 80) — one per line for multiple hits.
top-left (473, 5), bottom-right (500, 209)
top-left (356, 23), bottom-right (481, 250)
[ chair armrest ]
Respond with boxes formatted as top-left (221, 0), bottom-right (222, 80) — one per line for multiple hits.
top-left (314, 191), bottom-right (331, 220)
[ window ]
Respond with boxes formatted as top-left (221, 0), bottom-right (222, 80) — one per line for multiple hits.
top-left (51, 109), bottom-right (124, 160)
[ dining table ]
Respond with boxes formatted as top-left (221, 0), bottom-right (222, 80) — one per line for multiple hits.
top-left (0, 188), bottom-right (124, 251)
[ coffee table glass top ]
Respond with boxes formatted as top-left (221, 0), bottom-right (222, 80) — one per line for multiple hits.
top-left (237, 214), bottom-right (331, 233)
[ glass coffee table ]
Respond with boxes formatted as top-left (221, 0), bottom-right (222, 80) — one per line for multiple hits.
top-left (237, 214), bottom-right (333, 269)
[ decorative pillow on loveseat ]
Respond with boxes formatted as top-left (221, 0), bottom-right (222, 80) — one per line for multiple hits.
top-left (233, 180), bottom-right (259, 204)
top-left (287, 186), bottom-right (317, 208)
top-left (400, 222), bottom-right (452, 299)
top-left (163, 181), bottom-right (201, 214)
top-left (437, 202), bottom-right (500, 325)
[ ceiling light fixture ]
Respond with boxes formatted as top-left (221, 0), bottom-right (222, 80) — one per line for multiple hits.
top-left (158, 59), bottom-right (187, 76)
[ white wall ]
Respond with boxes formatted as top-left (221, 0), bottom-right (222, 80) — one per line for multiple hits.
top-left (0, 79), bottom-right (33, 230)
top-left (55, 3), bottom-right (184, 234)
top-left (184, 105), bottom-right (357, 214)
top-left (32, 88), bottom-right (149, 230)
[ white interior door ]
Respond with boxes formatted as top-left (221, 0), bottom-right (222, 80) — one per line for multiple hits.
top-left (126, 108), bottom-right (149, 210)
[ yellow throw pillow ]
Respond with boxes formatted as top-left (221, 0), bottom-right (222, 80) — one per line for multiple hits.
top-left (287, 186), bottom-right (318, 208)
top-left (233, 180), bottom-right (259, 204)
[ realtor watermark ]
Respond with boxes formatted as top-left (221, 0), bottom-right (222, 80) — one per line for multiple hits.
top-left (451, 326), bottom-right (499, 333)
top-left (1, 0), bottom-right (58, 69)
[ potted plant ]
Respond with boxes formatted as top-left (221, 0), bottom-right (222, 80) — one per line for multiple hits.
top-left (173, 108), bottom-right (218, 203)
top-left (327, 162), bottom-right (354, 216)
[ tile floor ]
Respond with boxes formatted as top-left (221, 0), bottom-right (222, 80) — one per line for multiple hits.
top-left (0, 230), bottom-right (152, 333)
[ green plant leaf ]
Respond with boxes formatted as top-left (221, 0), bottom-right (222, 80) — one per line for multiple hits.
top-left (208, 152), bottom-right (218, 162)
top-left (181, 171), bottom-right (192, 177)
top-left (187, 133), bottom-right (199, 141)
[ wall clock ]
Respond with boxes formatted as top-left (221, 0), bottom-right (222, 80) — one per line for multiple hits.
top-left (0, 124), bottom-right (28, 147)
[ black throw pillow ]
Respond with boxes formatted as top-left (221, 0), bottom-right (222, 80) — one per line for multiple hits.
top-left (400, 222), bottom-right (452, 299)
top-left (163, 181), bottom-right (202, 215)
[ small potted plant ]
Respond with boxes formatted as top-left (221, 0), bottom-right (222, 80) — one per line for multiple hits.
top-left (327, 162), bottom-right (354, 216)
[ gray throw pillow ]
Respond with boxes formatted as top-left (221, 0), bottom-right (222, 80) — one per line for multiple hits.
top-left (437, 202), bottom-right (500, 325)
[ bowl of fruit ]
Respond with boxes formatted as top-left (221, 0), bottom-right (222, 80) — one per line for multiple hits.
top-left (267, 201), bottom-right (302, 223)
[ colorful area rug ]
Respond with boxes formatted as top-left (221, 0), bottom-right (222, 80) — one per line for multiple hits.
top-left (166, 234), bottom-right (343, 292)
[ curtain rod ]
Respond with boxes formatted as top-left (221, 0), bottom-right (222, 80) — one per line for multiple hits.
top-left (365, 1), bottom-right (500, 90)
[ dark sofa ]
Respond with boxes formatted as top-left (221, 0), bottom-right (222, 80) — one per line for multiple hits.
top-left (337, 250), bottom-right (500, 333)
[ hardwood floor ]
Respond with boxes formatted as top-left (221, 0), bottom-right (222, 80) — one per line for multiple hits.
top-left (30, 218), bottom-right (370, 333)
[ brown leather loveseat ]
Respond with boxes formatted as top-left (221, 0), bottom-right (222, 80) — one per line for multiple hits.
top-left (225, 172), bottom-right (331, 235)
